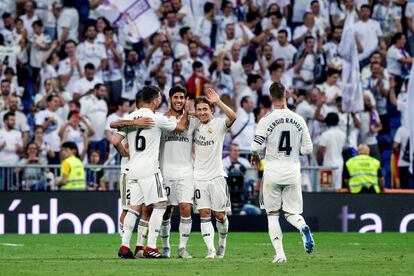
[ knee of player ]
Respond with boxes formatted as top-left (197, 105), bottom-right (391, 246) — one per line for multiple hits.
top-left (163, 206), bottom-right (174, 219)
top-left (214, 211), bottom-right (226, 221)
top-left (179, 203), bottom-right (192, 216)
top-left (153, 201), bottom-right (168, 210)
top-left (199, 208), bottom-right (211, 218)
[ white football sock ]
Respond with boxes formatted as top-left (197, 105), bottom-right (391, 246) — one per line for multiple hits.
top-left (285, 214), bottom-right (306, 231)
top-left (147, 206), bottom-right (166, 249)
top-left (200, 217), bottom-right (215, 251)
top-left (121, 210), bottom-right (139, 248)
top-left (216, 216), bottom-right (229, 248)
top-left (160, 219), bottom-right (171, 249)
top-left (267, 214), bottom-right (285, 256)
top-left (179, 216), bottom-right (192, 249)
top-left (136, 219), bottom-right (149, 247)
top-left (119, 222), bottom-right (124, 238)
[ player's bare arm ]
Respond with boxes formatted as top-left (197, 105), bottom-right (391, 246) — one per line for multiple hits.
top-left (110, 117), bottom-right (155, 129)
top-left (113, 133), bottom-right (129, 157)
top-left (205, 88), bottom-right (237, 127)
top-left (174, 99), bottom-right (190, 132)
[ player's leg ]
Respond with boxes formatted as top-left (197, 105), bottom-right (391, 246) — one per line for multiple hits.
top-left (195, 180), bottom-right (216, 258)
top-left (160, 205), bottom-right (174, 258)
top-left (119, 179), bottom-right (143, 259)
top-left (159, 178), bottom-right (176, 258)
top-left (263, 178), bottom-right (286, 263)
top-left (119, 173), bottom-right (129, 237)
top-left (143, 172), bottom-right (168, 258)
top-left (211, 177), bottom-right (230, 259)
top-left (135, 204), bottom-right (152, 257)
top-left (282, 184), bottom-right (314, 254)
top-left (177, 177), bottom-right (194, 258)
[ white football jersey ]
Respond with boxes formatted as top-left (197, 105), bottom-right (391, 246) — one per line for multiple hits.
top-left (193, 117), bottom-right (228, 181)
top-left (251, 108), bottom-right (313, 185)
top-left (160, 116), bottom-right (196, 179)
top-left (118, 108), bottom-right (177, 179)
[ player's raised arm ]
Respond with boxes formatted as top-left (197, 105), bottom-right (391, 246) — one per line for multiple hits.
top-left (300, 119), bottom-right (313, 155)
top-left (110, 117), bottom-right (155, 129)
top-left (174, 98), bottom-right (190, 132)
top-left (205, 87), bottom-right (237, 128)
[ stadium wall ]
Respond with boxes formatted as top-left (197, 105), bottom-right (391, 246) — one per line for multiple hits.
top-left (0, 192), bottom-right (413, 234)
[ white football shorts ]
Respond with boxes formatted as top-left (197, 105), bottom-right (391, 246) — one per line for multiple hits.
top-left (119, 173), bottom-right (130, 210)
top-left (164, 176), bottom-right (194, 206)
top-left (194, 176), bottom-right (231, 212)
top-left (128, 171), bottom-right (168, 206)
top-left (262, 172), bottom-right (303, 215)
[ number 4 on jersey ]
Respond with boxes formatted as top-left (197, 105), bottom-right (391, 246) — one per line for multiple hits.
top-left (278, 130), bottom-right (292, 156)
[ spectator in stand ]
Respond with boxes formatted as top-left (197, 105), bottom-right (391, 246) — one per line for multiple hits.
top-left (103, 26), bottom-right (124, 108)
top-left (80, 83), bottom-right (108, 161)
top-left (237, 74), bottom-right (263, 108)
top-left (317, 68), bottom-right (342, 107)
top-left (33, 125), bottom-right (55, 165)
top-left (0, 112), bottom-right (23, 166)
top-left (386, 33), bottom-right (413, 95)
top-left (58, 40), bottom-right (83, 95)
top-left (212, 53), bottom-right (235, 97)
top-left (161, 10), bottom-right (181, 49)
top-left (322, 25), bottom-right (343, 71)
top-left (171, 0), bottom-right (195, 29)
top-left (195, 2), bottom-right (216, 50)
top-left (317, 112), bottom-right (346, 189)
top-left (175, 26), bottom-right (192, 60)
top-left (231, 96), bottom-right (256, 153)
top-left (293, 12), bottom-right (324, 48)
top-left (372, 0), bottom-right (402, 42)
top-left (0, 79), bottom-right (12, 111)
top-left (59, 111), bottom-right (94, 161)
top-left (39, 46), bottom-right (59, 93)
top-left (363, 61), bottom-right (390, 134)
top-left (122, 49), bottom-right (147, 103)
top-left (29, 19), bottom-right (51, 90)
top-left (222, 143), bottom-right (251, 173)
top-left (186, 61), bottom-right (207, 100)
top-left (16, 142), bottom-right (47, 191)
top-left (56, 0), bottom-right (79, 45)
top-left (271, 29), bottom-right (297, 69)
top-left (35, 94), bottom-right (63, 164)
top-left (359, 93), bottom-right (382, 160)
top-left (19, 0), bottom-right (38, 37)
top-left (293, 36), bottom-right (322, 92)
top-left (0, 96), bottom-right (29, 146)
top-left (354, 4), bottom-right (386, 65)
top-left (168, 59), bottom-right (187, 89)
top-left (105, 98), bottom-right (129, 163)
top-left (76, 24), bottom-right (108, 78)
top-left (86, 149), bottom-right (106, 191)
top-left (181, 40), bottom-right (209, 79)
top-left (393, 124), bottom-right (413, 189)
top-left (72, 63), bottom-right (102, 100)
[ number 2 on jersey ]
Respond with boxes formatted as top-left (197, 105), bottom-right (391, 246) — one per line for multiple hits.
top-left (278, 130), bottom-right (292, 156)
top-left (135, 128), bottom-right (146, 151)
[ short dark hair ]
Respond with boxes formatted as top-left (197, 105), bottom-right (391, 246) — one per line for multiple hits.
top-left (94, 83), bottom-right (105, 90)
top-left (46, 94), bottom-right (59, 103)
top-left (2, 12), bottom-right (11, 20)
top-left (67, 110), bottom-right (79, 120)
top-left (327, 68), bottom-right (340, 77)
top-left (1, 79), bottom-right (10, 85)
top-left (268, 62), bottom-right (282, 74)
top-left (391, 32), bottom-right (405, 45)
top-left (3, 111), bottom-right (15, 122)
top-left (169, 85), bottom-right (187, 98)
top-left (195, 96), bottom-right (214, 111)
top-left (141, 85), bottom-right (160, 104)
top-left (360, 4), bottom-right (371, 11)
top-left (240, 96), bottom-right (251, 107)
top-left (260, 95), bottom-right (272, 108)
top-left (204, 2), bottom-right (214, 14)
top-left (103, 26), bottom-right (114, 34)
top-left (246, 11), bottom-right (259, 23)
top-left (32, 19), bottom-right (43, 28)
top-left (61, 141), bottom-right (78, 153)
top-left (325, 112), bottom-right (339, 126)
top-left (117, 98), bottom-right (129, 107)
top-left (135, 90), bottom-right (143, 106)
top-left (278, 29), bottom-right (288, 37)
top-left (269, 82), bottom-right (285, 100)
top-left (310, 0), bottom-right (319, 6)
top-left (84, 63), bottom-right (95, 71)
top-left (4, 67), bottom-right (15, 75)
top-left (65, 39), bottom-right (77, 47)
top-left (69, 100), bottom-right (81, 109)
top-left (304, 35), bottom-right (315, 43)
top-left (179, 26), bottom-right (191, 38)
top-left (268, 11), bottom-right (282, 19)
top-left (247, 74), bottom-right (262, 86)
top-left (241, 56), bottom-right (253, 65)
top-left (192, 61), bottom-right (203, 70)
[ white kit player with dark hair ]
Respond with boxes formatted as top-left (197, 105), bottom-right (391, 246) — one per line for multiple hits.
top-left (114, 85), bottom-right (188, 259)
top-left (158, 86), bottom-right (196, 259)
top-left (193, 88), bottom-right (237, 259)
top-left (251, 82), bottom-right (315, 264)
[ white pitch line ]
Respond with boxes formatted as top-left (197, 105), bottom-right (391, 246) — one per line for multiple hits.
top-left (0, 243), bottom-right (24, 247)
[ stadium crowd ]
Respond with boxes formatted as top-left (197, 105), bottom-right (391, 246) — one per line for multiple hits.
top-left (0, 0), bottom-right (413, 192)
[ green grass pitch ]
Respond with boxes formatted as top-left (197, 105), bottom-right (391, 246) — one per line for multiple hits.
top-left (0, 232), bottom-right (413, 275)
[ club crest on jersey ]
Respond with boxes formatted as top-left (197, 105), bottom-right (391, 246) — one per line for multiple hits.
top-left (208, 127), bottom-right (213, 134)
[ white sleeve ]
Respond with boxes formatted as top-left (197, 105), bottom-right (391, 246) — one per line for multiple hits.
top-left (156, 114), bottom-right (177, 132)
top-left (393, 127), bottom-right (402, 144)
top-left (35, 112), bottom-right (44, 125)
top-left (318, 132), bottom-right (328, 147)
top-left (251, 118), bottom-right (267, 154)
top-left (300, 119), bottom-right (313, 155)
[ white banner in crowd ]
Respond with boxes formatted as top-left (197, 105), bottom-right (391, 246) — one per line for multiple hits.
top-left (98, 0), bottom-right (160, 42)
top-left (338, 14), bottom-right (364, 113)
top-left (407, 63), bottom-right (414, 173)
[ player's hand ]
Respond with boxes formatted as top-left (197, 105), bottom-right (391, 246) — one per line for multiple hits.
top-left (135, 117), bottom-right (154, 128)
top-left (251, 155), bottom-right (261, 169)
top-left (205, 87), bottom-right (220, 103)
top-left (184, 97), bottom-right (191, 113)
